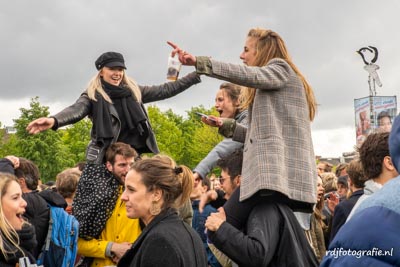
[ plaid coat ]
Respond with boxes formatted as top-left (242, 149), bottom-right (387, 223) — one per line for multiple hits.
top-left (197, 57), bottom-right (317, 206)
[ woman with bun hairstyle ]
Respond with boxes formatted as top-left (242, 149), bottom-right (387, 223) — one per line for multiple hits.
top-left (118, 157), bottom-right (207, 267)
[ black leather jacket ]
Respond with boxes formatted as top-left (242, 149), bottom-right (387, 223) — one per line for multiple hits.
top-left (51, 72), bottom-right (201, 163)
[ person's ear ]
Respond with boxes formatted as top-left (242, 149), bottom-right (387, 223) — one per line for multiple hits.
top-left (384, 156), bottom-right (396, 171)
top-left (18, 177), bottom-right (26, 187)
top-left (234, 175), bottom-right (241, 186)
top-left (106, 161), bottom-right (113, 172)
top-left (201, 184), bottom-right (208, 193)
top-left (152, 188), bottom-right (163, 202)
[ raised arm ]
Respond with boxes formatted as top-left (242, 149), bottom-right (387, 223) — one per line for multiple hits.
top-left (140, 72), bottom-right (201, 103)
top-left (193, 138), bottom-right (244, 179)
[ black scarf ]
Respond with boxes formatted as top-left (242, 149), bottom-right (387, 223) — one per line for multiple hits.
top-left (0, 224), bottom-right (37, 265)
top-left (92, 80), bottom-right (149, 150)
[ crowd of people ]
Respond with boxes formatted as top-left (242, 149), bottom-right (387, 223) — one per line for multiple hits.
top-left (1, 26), bottom-right (399, 267)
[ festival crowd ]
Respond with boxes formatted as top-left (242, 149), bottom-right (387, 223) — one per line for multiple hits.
top-left (1, 27), bottom-right (399, 267)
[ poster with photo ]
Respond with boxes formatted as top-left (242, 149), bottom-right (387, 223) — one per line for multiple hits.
top-left (354, 95), bottom-right (397, 147)
top-left (354, 97), bottom-right (371, 147)
top-left (371, 96), bottom-right (397, 133)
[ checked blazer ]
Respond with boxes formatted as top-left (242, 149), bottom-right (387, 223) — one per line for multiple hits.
top-left (196, 57), bottom-right (317, 207)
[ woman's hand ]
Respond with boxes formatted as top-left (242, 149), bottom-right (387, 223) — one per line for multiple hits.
top-left (5, 155), bottom-right (19, 169)
top-left (327, 192), bottom-right (339, 214)
top-left (26, 117), bottom-right (55, 134)
top-left (199, 189), bottom-right (218, 213)
top-left (201, 115), bottom-right (223, 128)
top-left (167, 41), bottom-right (197, 66)
top-left (111, 242), bottom-right (132, 263)
top-left (205, 207), bottom-right (226, 232)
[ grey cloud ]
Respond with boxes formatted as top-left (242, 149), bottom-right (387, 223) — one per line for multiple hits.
top-left (0, 0), bottom-right (399, 156)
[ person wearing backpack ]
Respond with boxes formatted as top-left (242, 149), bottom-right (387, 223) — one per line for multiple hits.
top-left (17, 158), bottom-right (68, 258)
top-left (77, 142), bottom-right (142, 267)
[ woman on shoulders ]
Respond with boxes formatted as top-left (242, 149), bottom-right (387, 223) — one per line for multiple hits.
top-left (26, 51), bottom-right (202, 239)
top-left (169, 28), bottom-right (318, 265)
top-left (169, 28), bottom-right (317, 227)
top-left (27, 51), bottom-right (201, 161)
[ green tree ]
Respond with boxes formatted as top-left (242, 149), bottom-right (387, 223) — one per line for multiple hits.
top-left (179, 107), bottom-right (222, 169)
top-left (0, 133), bottom-right (19, 157)
top-left (1, 98), bottom-right (225, 180)
top-left (60, 118), bottom-right (92, 163)
top-left (13, 97), bottom-right (74, 182)
top-left (147, 105), bottom-right (185, 162)
top-left (147, 105), bottom-right (222, 169)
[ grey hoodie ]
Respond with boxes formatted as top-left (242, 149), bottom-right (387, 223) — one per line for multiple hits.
top-left (346, 179), bottom-right (382, 221)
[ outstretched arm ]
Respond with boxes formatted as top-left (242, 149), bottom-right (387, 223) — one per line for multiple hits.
top-left (140, 72), bottom-right (201, 103)
top-left (193, 138), bottom-right (244, 179)
top-left (26, 117), bottom-right (55, 134)
top-left (167, 41), bottom-right (197, 66)
top-left (26, 94), bottom-right (91, 133)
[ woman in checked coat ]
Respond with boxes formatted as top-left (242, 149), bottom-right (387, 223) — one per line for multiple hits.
top-left (168, 28), bottom-right (319, 266)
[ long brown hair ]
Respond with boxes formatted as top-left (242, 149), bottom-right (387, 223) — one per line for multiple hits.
top-left (240, 28), bottom-right (317, 121)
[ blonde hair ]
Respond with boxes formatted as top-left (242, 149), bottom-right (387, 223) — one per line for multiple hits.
top-left (0, 173), bottom-right (24, 260)
top-left (240, 28), bottom-right (317, 121)
top-left (86, 70), bottom-right (142, 103)
top-left (320, 172), bottom-right (338, 193)
top-left (56, 168), bottom-right (81, 199)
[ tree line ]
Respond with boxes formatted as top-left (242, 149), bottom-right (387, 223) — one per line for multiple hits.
top-left (0, 97), bottom-right (222, 182)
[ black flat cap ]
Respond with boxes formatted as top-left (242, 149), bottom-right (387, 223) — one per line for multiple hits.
top-left (95, 51), bottom-right (126, 70)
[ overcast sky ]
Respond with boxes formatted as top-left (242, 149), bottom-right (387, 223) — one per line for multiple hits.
top-left (1, 1), bottom-right (398, 158)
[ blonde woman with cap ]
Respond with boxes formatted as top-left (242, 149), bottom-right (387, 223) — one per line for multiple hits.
top-left (26, 51), bottom-right (202, 239)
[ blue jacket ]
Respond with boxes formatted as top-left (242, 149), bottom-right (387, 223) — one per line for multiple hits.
top-left (321, 177), bottom-right (400, 266)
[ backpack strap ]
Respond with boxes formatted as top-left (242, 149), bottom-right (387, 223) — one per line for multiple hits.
top-left (45, 207), bottom-right (54, 250)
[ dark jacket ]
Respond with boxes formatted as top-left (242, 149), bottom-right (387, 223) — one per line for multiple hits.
top-left (192, 200), bottom-right (221, 267)
top-left (0, 223), bottom-right (37, 266)
top-left (118, 208), bottom-right (208, 267)
top-left (208, 202), bottom-right (318, 267)
top-left (329, 189), bottom-right (364, 242)
top-left (0, 158), bottom-right (15, 174)
top-left (51, 72), bottom-right (201, 163)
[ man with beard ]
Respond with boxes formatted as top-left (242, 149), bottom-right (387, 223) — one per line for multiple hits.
top-left (76, 142), bottom-right (141, 267)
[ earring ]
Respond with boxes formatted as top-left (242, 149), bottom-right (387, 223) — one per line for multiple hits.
top-left (150, 201), bottom-right (161, 216)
